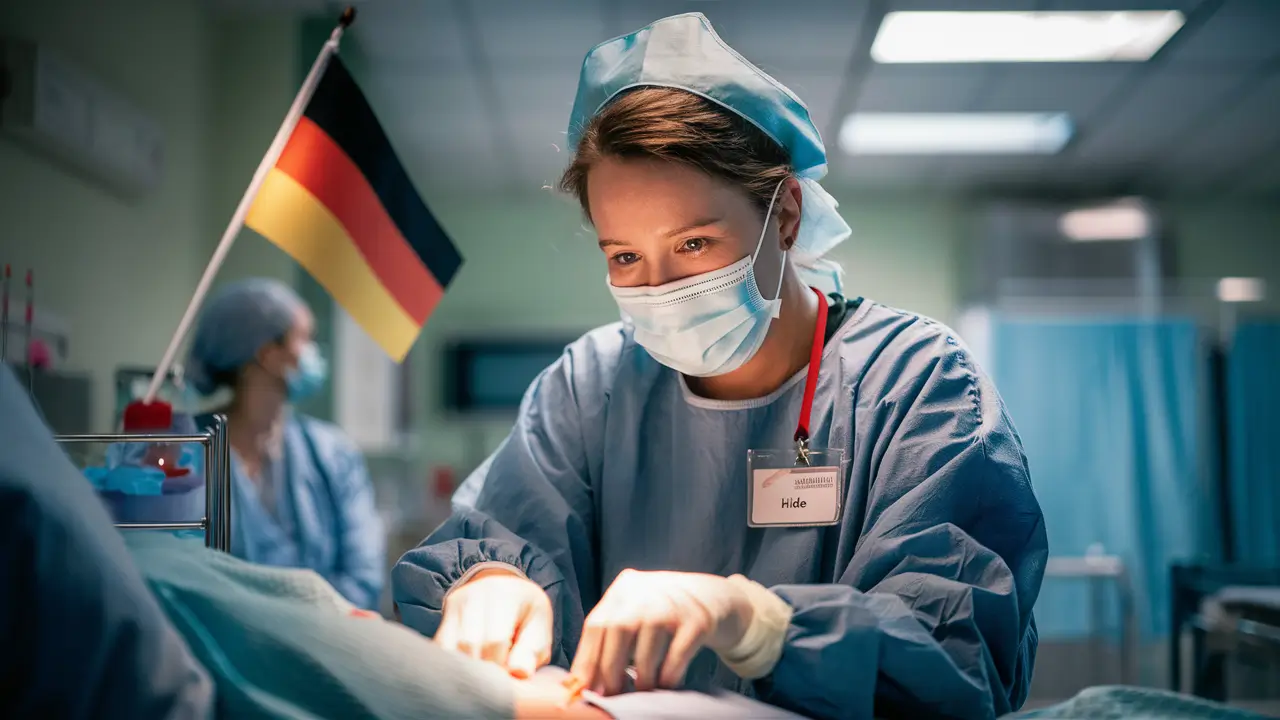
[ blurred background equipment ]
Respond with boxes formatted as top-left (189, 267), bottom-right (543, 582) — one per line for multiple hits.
top-left (55, 415), bottom-right (232, 551)
top-left (0, 264), bottom-right (90, 433)
top-left (442, 337), bottom-right (578, 416)
top-left (115, 366), bottom-right (191, 426)
top-left (0, 37), bottom-right (165, 198)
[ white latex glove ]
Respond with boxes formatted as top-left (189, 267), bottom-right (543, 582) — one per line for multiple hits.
top-left (435, 566), bottom-right (553, 679)
top-left (569, 570), bottom-right (792, 696)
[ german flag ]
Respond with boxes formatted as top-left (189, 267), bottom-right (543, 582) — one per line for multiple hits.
top-left (245, 56), bottom-right (460, 362)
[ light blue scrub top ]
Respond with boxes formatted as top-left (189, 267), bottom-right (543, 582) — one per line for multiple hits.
top-left (394, 301), bottom-right (1048, 720)
top-left (219, 413), bottom-right (386, 611)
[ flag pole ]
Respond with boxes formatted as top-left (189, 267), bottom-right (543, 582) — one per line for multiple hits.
top-left (141, 7), bottom-right (357, 404)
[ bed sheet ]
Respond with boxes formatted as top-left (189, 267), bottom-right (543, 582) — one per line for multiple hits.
top-left (1008, 686), bottom-right (1275, 719)
top-left (125, 532), bottom-right (515, 720)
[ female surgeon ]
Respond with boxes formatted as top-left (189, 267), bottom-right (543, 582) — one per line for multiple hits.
top-left (187, 278), bottom-right (385, 610)
top-left (393, 13), bottom-right (1047, 720)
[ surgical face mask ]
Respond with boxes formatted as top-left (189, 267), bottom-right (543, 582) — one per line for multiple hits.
top-left (285, 342), bottom-right (328, 402)
top-left (608, 182), bottom-right (788, 377)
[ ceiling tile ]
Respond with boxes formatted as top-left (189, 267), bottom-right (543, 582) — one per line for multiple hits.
top-left (470, 0), bottom-right (608, 63)
top-left (351, 0), bottom-right (1277, 196)
top-left (1162, 0), bottom-right (1280, 69)
top-left (491, 64), bottom-right (582, 123)
top-left (610, 0), bottom-right (707, 32)
top-left (351, 1), bottom-right (466, 66)
top-left (887, 0), bottom-right (1030, 9)
top-left (1155, 73), bottom-right (1280, 189)
top-left (1045, 0), bottom-right (1202, 9)
top-left (855, 65), bottom-right (991, 112)
top-left (363, 72), bottom-right (491, 148)
top-left (975, 65), bottom-right (1131, 117)
top-left (1067, 69), bottom-right (1243, 163)
top-left (829, 155), bottom-right (937, 188)
top-left (694, 2), bottom-right (868, 67)
top-left (491, 65), bottom-right (582, 153)
top-left (612, 0), bottom-right (867, 69)
top-left (934, 155), bottom-right (1059, 187)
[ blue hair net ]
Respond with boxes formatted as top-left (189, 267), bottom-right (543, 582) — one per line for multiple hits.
top-left (186, 278), bottom-right (307, 396)
top-left (567, 12), bottom-right (852, 293)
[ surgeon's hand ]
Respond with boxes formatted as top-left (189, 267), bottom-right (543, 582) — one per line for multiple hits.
top-left (570, 570), bottom-right (754, 695)
top-left (435, 567), bottom-right (553, 679)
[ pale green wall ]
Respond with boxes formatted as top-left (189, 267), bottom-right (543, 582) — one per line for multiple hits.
top-left (0, 0), bottom-right (304, 430)
top-left (1163, 199), bottom-right (1280, 313)
top-left (206, 14), bottom-right (303, 289)
top-left (826, 193), bottom-right (964, 323)
top-left (0, 0), bottom-right (213, 430)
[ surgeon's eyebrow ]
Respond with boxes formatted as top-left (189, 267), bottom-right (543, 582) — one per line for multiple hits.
top-left (597, 217), bottom-right (726, 248)
top-left (663, 216), bottom-right (725, 237)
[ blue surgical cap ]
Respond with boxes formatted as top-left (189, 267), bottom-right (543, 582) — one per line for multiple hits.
top-left (186, 278), bottom-right (307, 396)
top-left (567, 12), bottom-right (852, 291)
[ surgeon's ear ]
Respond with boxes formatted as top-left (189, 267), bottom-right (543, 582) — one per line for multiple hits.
top-left (776, 176), bottom-right (803, 250)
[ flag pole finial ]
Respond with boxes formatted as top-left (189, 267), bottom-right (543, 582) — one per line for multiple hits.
top-left (339, 6), bottom-right (357, 28)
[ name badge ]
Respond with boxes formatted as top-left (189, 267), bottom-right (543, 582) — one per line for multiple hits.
top-left (747, 448), bottom-right (844, 528)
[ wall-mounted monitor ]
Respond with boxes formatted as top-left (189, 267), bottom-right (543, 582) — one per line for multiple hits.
top-left (443, 338), bottom-right (576, 414)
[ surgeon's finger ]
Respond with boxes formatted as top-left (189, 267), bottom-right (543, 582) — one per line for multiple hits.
top-left (479, 596), bottom-right (523, 667)
top-left (658, 613), bottom-right (708, 689)
top-left (598, 619), bottom-right (639, 696)
top-left (435, 606), bottom-right (462, 651)
top-left (508, 606), bottom-right (552, 679)
top-left (631, 622), bottom-right (671, 691)
top-left (455, 594), bottom-right (494, 659)
top-left (570, 614), bottom-right (607, 692)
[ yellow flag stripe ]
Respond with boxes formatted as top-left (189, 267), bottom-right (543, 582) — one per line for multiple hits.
top-left (246, 169), bottom-right (421, 361)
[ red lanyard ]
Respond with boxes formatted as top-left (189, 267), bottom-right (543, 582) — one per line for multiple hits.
top-left (794, 286), bottom-right (828, 444)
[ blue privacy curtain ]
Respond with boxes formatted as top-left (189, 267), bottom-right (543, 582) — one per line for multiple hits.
top-left (1226, 321), bottom-right (1280, 567)
top-left (991, 317), bottom-right (1219, 638)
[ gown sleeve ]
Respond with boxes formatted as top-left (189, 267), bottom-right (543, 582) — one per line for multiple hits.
top-left (758, 321), bottom-right (1048, 720)
top-left (391, 328), bottom-right (619, 666)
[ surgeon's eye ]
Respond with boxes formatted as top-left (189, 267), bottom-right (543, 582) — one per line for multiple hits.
top-left (679, 237), bottom-right (710, 254)
top-left (612, 251), bottom-right (641, 266)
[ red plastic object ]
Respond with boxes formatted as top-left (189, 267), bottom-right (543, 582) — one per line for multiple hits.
top-left (28, 338), bottom-right (51, 369)
top-left (142, 443), bottom-right (192, 478)
top-left (432, 466), bottom-right (456, 500)
top-left (123, 400), bottom-right (173, 432)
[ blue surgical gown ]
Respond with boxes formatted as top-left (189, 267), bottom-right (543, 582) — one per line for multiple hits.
top-left (393, 301), bottom-right (1048, 720)
top-left (214, 413), bottom-right (386, 610)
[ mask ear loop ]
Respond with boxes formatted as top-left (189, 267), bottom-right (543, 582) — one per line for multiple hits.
top-left (751, 179), bottom-right (790, 305)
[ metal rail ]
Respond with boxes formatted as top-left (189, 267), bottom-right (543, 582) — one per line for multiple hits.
top-left (1045, 553), bottom-right (1137, 685)
top-left (57, 414), bottom-right (232, 552)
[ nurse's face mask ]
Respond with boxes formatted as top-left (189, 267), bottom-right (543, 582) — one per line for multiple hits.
top-left (608, 180), bottom-right (788, 377)
top-left (257, 333), bottom-right (327, 403)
